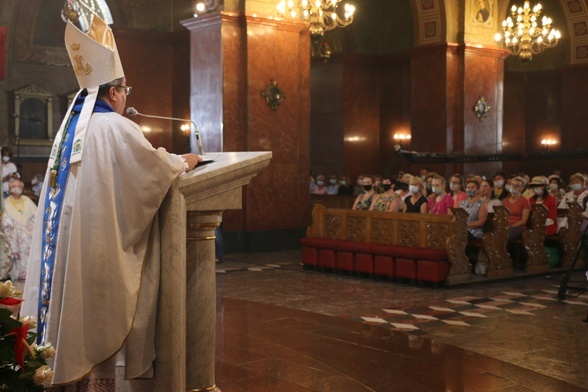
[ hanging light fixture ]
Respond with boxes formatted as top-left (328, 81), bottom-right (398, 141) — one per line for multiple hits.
top-left (277, 0), bottom-right (355, 60)
top-left (494, 1), bottom-right (561, 62)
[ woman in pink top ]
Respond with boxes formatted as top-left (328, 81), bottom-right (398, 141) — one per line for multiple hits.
top-left (428, 175), bottom-right (454, 214)
top-left (502, 176), bottom-right (531, 240)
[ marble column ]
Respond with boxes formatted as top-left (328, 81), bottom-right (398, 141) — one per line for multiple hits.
top-left (185, 211), bottom-right (222, 392)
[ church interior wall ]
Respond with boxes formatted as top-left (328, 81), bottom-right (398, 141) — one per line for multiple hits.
top-left (2, 0), bottom-right (588, 253)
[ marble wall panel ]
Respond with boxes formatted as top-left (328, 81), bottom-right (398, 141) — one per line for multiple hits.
top-left (244, 19), bottom-right (309, 231)
top-left (183, 16), bottom-right (223, 153)
top-left (310, 59), bottom-right (344, 176)
top-left (379, 58), bottom-right (412, 177)
top-left (115, 29), bottom-right (176, 151)
top-left (171, 31), bottom-right (191, 154)
top-left (222, 18), bottom-right (247, 152)
top-left (342, 57), bottom-right (381, 178)
top-left (410, 46), bottom-right (447, 155)
top-left (561, 64), bottom-right (588, 150)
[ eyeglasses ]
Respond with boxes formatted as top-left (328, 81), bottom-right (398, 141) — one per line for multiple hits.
top-left (115, 85), bottom-right (132, 96)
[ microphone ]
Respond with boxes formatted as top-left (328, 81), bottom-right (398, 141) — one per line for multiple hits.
top-left (126, 107), bottom-right (205, 155)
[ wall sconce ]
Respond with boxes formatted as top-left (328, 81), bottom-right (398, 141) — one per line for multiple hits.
top-left (393, 133), bottom-right (411, 141)
top-left (541, 138), bottom-right (557, 152)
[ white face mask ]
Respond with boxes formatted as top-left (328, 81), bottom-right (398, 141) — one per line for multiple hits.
top-left (532, 187), bottom-right (543, 196)
top-left (494, 180), bottom-right (504, 188)
top-left (450, 183), bottom-right (460, 191)
top-left (571, 183), bottom-right (583, 192)
top-left (31, 178), bottom-right (37, 185)
top-left (10, 188), bottom-right (22, 195)
top-left (548, 183), bottom-right (558, 191)
top-left (409, 185), bottom-right (420, 194)
top-left (2, 156), bottom-right (10, 163)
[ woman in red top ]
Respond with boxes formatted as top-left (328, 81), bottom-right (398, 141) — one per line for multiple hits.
top-left (528, 176), bottom-right (558, 236)
top-left (502, 176), bottom-right (531, 240)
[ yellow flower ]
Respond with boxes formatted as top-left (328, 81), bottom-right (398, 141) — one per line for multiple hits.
top-left (33, 365), bottom-right (54, 386)
top-left (0, 280), bottom-right (18, 299)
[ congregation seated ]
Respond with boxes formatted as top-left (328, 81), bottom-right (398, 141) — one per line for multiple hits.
top-left (311, 174), bottom-right (328, 194)
top-left (337, 175), bottom-right (354, 195)
top-left (428, 175), bottom-right (453, 215)
top-left (503, 176), bottom-right (531, 241)
top-left (557, 172), bottom-right (588, 231)
top-left (403, 177), bottom-right (427, 214)
top-left (480, 179), bottom-right (502, 215)
top-left (528, 176), bottom-right (557, 236)
top-left (548, 174), bottom-right (565, 205)
top-left (352, 175), bottom-right (376, 210)
top-left (460, 179), bottom-right (487, 241)
top-left (369, 177), bottom-right (402, 212)
top-left (326, 174), bottom-right (339, 195)
top-left (395, 173), bottom-right (412, 201)
top-left (493, 171), bottom-right (510, 201)
top-left (449, 174), bottom-right (467, 207)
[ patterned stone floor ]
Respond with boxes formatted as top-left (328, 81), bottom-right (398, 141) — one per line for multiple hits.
top-left (215, 250), bottom-right (588, 391)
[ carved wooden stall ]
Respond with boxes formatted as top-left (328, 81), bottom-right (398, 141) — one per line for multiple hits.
top-left (558, 202), bottom-right (584, 267)
top-left (523, 204), bottom-right (550, 273)
top-left (304, 204), bottom-right (470, 282)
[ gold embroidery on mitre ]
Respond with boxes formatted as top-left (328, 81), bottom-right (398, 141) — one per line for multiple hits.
top-left (70, 42), bottom-right (81, 51)
top-left (72, 54), bottom-right (92, 76)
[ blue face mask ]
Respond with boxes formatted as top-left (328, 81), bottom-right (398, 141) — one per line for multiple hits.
top-left (316, 181), bottom-right (324, 186)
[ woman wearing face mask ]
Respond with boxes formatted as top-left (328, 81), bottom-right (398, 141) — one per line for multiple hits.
top-left (547, 175), bottom-right (565, 204)
top-left (327, 174), bottom-right (339, 195)
top-left (1, 146), bottom-right (18, 198)
top-left (557, 173), bottom-right (588, 232)
top-left (427, 175), bottom-right (454, 215)
top-left (503, 176), bottom-right (531, 241)
top-left (2, 179), bottom-right (37, 280)
top-left (352, 175), bottom-right (376, 210)
top-left (459, 180), bottom-right (486, 241)
top-left (493, 172), bottom-right (509, 201)
top-left (449, 174), bottom-right (467, 207)
top-left (370, 177), bottom-right (402, 212)
top-left (402, 177), bottom-right (428, 213)
top-left (528, 176), bottom-right (557, 236)
top-left (337, 175), bottom-right (354, 195)
top-left (395, 173), bottom-right (413, 201)
top-left (311, 174), bottom-right (328, 195)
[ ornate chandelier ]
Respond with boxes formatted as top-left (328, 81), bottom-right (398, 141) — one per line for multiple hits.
top-left (277, 0), bottom-right (355, 60)
top-left (494, 1), bottom-right (561, 62)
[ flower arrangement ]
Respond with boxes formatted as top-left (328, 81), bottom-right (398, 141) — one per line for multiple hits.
top-left (0, 281), bottom-right (54, 391)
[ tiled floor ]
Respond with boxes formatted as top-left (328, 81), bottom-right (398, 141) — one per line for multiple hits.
top-left (215, 250), bottom-right (588, 391)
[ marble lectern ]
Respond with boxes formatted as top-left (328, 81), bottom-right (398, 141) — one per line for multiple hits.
top-left (154, 151), bottom-right (271, 391)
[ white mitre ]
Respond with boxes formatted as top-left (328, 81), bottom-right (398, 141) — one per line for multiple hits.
top-left (48, 16), bottom-right (124, 169)
top-left (65, 15), bottom-right (124, 89)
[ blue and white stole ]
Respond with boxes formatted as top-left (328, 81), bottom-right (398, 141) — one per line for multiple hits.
top-left (37, 97), bottom-right (114, 344)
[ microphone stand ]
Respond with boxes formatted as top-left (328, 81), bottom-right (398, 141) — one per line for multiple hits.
top-left (128, 110), bottom-right (205, 156)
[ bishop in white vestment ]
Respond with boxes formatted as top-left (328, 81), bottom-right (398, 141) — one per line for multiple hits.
top-left (22, 16), bottom-right (201, 389)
